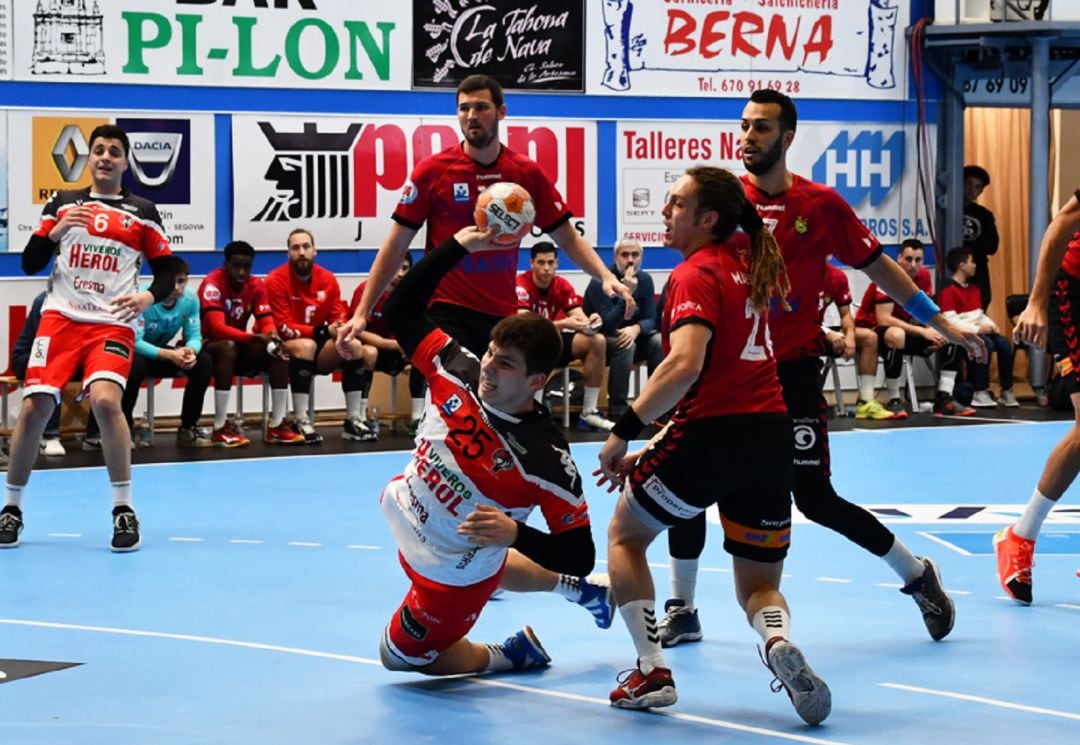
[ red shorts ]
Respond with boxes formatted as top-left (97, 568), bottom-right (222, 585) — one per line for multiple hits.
top-left (23, 312), bottom-right (135, 403)
top-left (383, 553), bottom-right (504, 668)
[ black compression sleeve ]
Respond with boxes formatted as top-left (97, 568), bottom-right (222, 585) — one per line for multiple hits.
top-left (383, 237), bottom-right (467, 357)
top-left (147, 255), bottom-right (176, 303)
top-left (511, 523), bottom-right (595, 577)
top-left (22, 235), bottom-right (58, 275)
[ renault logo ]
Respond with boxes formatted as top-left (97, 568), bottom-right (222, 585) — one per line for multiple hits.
top-left (52, 125), bottom-right (89, 182)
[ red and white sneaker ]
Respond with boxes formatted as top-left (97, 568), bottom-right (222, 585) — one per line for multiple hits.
top-left (265, 420), bottom-right (306, 445)
top-left (211, 421), bottom-right (251, 448)
top-left (994, 524), bottom-right (1035, 605)
top-left (610, 664), bottom-right (677, 709)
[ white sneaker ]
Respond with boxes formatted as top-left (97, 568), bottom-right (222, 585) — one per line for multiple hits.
top-left (970, 390), bottom-right (997, 407)
top-left (40, 437), bottom-right (66, 457)
top-left (1000, 389), bottom-right (1020, 407)
top-left (577, 410), bottom-right (615, 431)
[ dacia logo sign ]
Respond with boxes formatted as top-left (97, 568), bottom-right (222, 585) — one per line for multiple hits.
top-left (812, 131), bottom-right (903, 208)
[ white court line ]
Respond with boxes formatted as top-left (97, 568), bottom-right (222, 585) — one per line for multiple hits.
top-left (229, 539), bottom-right (263, 545)
top-left (880, 682), bottom-right (1080, 721)
top-left (916, 531), bottom-right (975, 556)
top-left (168, 537), bottom-right (203, 543)
top-left (47, 533), bottom-right (82, 538)
top-left (347, 545), bottom-right (383, 550)
top-left (287, 541), bottom-right (322, 548)
top-left (0, 619), bottom-right (850, 744)
top-left (1055, 603), bottom-right (1080, 611)
top-left (815, 577), bottom-right (852, 584)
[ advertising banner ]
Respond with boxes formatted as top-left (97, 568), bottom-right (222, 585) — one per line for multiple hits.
top-left (11, 1), bottom-right (410, 91)
top-left (412, 0), bottom-right (584, 91)
top-left (232, 114), bottom-right (597, 250)
top-left (6, 112), bottom-right (216, 251)
top-left (0, 0), bottom-right (10, 79)
top-left (588, 0), bottom-right (908, 100)
top-left (617, 120), bottom-right (934, 247)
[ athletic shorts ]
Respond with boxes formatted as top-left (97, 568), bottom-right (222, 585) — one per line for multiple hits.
top-left (1049, 270), bottom-right (1080, 395)
top-left (23, 312), bottom-right (134, 404)
top-left (626, 413), bottom-right (793, 563)
top-left (555, 330), bottom-right (578, 368)
top-left (429, 303), bottom-right (502, 360)
top-left (382, 553), bottom-right (505, 668)
top-left (874, 326), bottom-right (936, 357)
top-left (777, 357), bottom-right (832, 479)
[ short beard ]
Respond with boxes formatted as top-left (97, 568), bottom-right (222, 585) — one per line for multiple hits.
top-left (743, 136), bottom-right (784, 176)
top-left (463, 125), bottom-right (497, 149)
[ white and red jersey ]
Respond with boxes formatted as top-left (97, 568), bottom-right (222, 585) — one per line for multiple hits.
top-left (382, 327), bottom-right (588, 586)
top-left (741, 174), bottom-right (881, 362)
top-left (198, 267), bottom-right (275, 343)
top-left (818, 264), bottom-right (852, 326)
top-left (265, 263), bottom-right (348, 340)
top-left (349, 281), bottom-right (393, 338)
top-left (34, 188), bottom-right (170, 328)
top-left (515, 271), bottom-right (581, 320)
top-left (938, 279), bottom-right (992, 330)
top-left (661, 240), bottom-right (786, 421)
top-left (393, 144), bottom-right (571, 317)
top-left (855, 267), bottom-right (933, 328)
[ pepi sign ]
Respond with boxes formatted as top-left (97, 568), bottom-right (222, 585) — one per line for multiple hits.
top-left (232, 114), bottom-right (597, 249)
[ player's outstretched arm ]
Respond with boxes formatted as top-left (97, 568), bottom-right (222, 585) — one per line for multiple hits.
top-left (1016, 193), bottom-right (1080, 350)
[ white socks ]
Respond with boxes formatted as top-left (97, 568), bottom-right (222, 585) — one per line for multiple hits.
top-left (619, 599), bottom-right (666, 674)
top-left (111, 481), bottom-right (133, 510)
top-left (583, 386), bottom-right (601, 415)
top-left (1015, 488), bottom-right (1056, 540)
top-left (214, 389), bottom-right (231, 429)
top-left (293, 392), bottom-right (310, 423)
top-left (669, 558), bottom-right (699, 608)
top-left (884, 539), bottom-right (926, 585)
top-left (938, 370), bottom-right (958, 395)
top-left (857, 374), bottom-right (876, 402)
top-left (4, 483), bottom-right (25, 509)
top-left (751, 605), bottom-right (790, 644)
top-left (270, 388), bottom-right (288, 427)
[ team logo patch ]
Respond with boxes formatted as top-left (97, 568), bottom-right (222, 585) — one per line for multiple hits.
top-left (30, 337), bottom-right (50, 367)
top-left (793, 424), bottom-right (816, 450)
top-left (202, 285), bottom-right (221, 303)
top-left (399, 179), bottom-right (419, 205)
top-left (440, 394), bottom-right (463, 417)
top-left (491, 449), bottom-right (513, 473)
top-left (103, 340), bottom-right (131, 360)
top-left (794, 217), bottom-right (809, 234)
top-left (453, 183), bottom-right (470, 203)
top-left (399, 605), bottom-right (429, 641)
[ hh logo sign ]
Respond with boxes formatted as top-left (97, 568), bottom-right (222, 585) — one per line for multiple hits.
top-left (812, 131), bottom-right (904, 208)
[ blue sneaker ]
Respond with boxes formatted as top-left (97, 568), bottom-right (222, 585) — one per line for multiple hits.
top-left (573, 573), bottom-right (615, 629)
top-left (502, 626), bottom-right (551, 670)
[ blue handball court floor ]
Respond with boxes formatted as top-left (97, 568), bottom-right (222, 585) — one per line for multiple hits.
top-left (3, 420), bottom-right (1080, 744)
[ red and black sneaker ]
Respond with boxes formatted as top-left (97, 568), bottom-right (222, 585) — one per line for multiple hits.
top-left (933, 393), bottom-right (975, 417)
top-left (610, 664), bottom-right (677, 709)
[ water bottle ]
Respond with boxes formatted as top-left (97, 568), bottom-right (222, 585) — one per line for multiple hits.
top-left (368, 406), bottom-right (380, 436)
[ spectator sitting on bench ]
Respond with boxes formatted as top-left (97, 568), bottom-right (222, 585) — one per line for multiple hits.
top-left (11, 292), bottom-right (69, 456)
top-left (516, 242), bottom-right (613, 430)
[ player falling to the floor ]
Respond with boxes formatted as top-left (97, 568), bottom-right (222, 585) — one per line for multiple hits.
top-left (999, 188), bottom-right (1080, 604)
top-left (376, 224), bottom-right (613, 677)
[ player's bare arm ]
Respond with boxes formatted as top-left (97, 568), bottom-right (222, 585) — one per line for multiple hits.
top-left (1016, 193), bottom-right (1080, 349)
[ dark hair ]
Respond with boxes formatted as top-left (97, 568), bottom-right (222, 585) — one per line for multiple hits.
top-left (963, 165), bottom-right (990, 188)
top-left (946, 247), bottom-right (972, 273)
top-left (899, 238), bottom-right (925, 253)
top-left (685, 166), bottom-right (790, 312)
top-left (169, 256), bottom-right (190, 275)
top-left (224, 240), bottom-right (256, 261)
top-left (457, 74), bottom-right (504, 108)
top-left (530, 241), bottom-right (558, 260)
top-left (749, 89), bottom-right (798, 132)
top-left (491, 312), bottom-right (563, 377)
top-left (88, 124), bottom-right (130, 158)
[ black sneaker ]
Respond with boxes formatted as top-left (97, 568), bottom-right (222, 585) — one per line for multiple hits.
top-left (111, 506), bottom-right (141, 552)
top-left (900, 557), bottom-right (955, 641)
top-left (885, 398), bottom-right (910, 419)
top-left (933, 392), bottom-right (975, 417)
top-left (0, 505), bottom-right (24, 548)
top-left (343, 417), bottom-right (377, 442)
top-left (296, 419), bottom-right (324, 445)
top-left (658, 599), bottom-right (703, 648)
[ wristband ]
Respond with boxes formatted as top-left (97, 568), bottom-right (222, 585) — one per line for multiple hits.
top-left (612, 408), bottom-right (646, 441)
top-left (902, 290), bottom-right (941, 325)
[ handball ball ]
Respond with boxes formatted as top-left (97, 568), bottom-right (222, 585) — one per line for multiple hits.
top-left (475, 182), bottom-right (536, 246)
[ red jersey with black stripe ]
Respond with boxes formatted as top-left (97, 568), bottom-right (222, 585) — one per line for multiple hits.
top-left (34, 187), bottom-right (171, 328)
top-left (661, 240), bottom-right (786, 421)
top-left (198, 267), bottom-right (275, 342)
top-left (393, 144), bottom-right (571, 317)
top-left (818, 264), bottom-right (852, 325)
top-left (265, 263), bottom-right (348, 340)
top-left (515, 272), bottom-right (581, 320)
top-left (381, 327), bottom-right (588, 586)
top-left (855, 267), bottom-right (933, 328)
top-left (1061, 187), bottom-right (1080, 279)
top-left (741, 174), bottom-right (881, 362)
